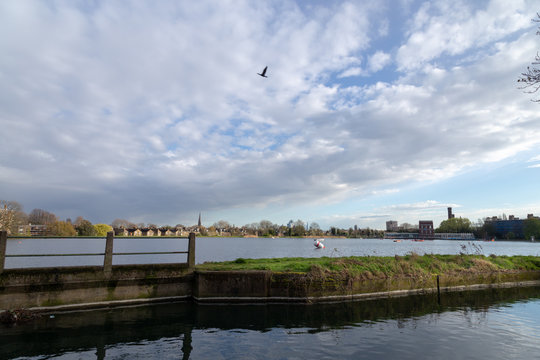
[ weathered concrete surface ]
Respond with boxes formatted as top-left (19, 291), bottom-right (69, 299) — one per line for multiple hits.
top-left (193, 270), bottom-right (540, 303)
top-left (0, 264), bottom-right (193, 310)
top-left (3, 268), bottom-right (540, 310)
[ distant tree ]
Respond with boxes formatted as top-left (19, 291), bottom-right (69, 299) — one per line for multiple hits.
top-left (111, 219), bottom-right (136, 228)
top-left (473, 220), bottom-right (496, 239)
top-left (213, 220), bottom-right (231, 229)
top-left (94, 224), bottom-right (113, 237)
top-left (308, 222), bottom-right (323, 236)
top-left (518, 13), bottom-right (540, 101)
top-left (47, 221), bottom-right (77, 236)
top-left (310, 222), bottom-right (321, 231)
top-left (436, 217), bottom-right (472, 233)
top-left (74, 216), bottom-right (85, 226)
top-left (0, 200), bottom-right (27, 234)
top-left (524, 218), bottom-right (540, 240)
top-left (258, 220), bottom-right (275, 236)
top-left (292, 220), bottom-right (306, 237)
top-left (199, 226), bottom-right (208, 236)
top-left (28, 208), bottom-right (57, 225)
top-left (77, 219), bottom-right (96, 236)
top-left (207, 225), bottom-right (217, 236)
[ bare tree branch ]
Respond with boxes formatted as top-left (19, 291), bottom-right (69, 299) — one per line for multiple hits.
top-left (518, 13), bottom-right (540, 102)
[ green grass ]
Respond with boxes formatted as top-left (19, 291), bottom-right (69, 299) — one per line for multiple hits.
top-left (196, 254), bottom-right (540, 279)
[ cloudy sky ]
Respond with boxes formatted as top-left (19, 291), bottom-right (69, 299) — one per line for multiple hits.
top-left (1, 0), bottom-right (540, 229)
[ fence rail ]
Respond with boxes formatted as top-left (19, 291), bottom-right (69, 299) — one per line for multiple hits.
top-left (0, 231), bottom-right (196, 274)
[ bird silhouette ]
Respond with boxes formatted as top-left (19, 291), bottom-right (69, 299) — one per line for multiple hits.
top-left (257, 66), bottom-right (268, 78)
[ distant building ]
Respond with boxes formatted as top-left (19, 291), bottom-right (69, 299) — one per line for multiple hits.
top-left (492, 219), bottom-right (525, 238)
top-left (448, 207), bottom-right (455, 219)
top-left (419, 220), bottom-right (434, 239)
top-left (17, 224), bottom-right (47, 236)
top-left (386, 221), bottom-right (398, 232)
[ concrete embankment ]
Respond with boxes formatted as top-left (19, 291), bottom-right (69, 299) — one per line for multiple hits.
top-left (0, 264), bottom-right (193, 310)
top-left (193, 270), bottom-right (540, 303)
top-left (2, 265), bottom-right (540, 311)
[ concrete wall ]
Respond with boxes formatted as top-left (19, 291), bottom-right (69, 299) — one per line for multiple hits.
top-left (193, 270), bottom-right (540, 303)
top-left (3, 267), bottom-right (540, 310)
top-left (0, 264), bottom-right (193, 310)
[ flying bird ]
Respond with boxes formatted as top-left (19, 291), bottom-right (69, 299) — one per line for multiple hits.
top-left (257, 66), bottom-right (268, 78)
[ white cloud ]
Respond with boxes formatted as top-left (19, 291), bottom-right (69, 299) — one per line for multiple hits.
top-left (397, 0), bottom-right (533, 71)
top-left (338, 66), bottom-right (365, 78)
top-left (368, 51), bottom-right (391, 72)
top-left (0, 0), bottom-right (539, 228)
top-left (383, 200), bottom-right (459, 212)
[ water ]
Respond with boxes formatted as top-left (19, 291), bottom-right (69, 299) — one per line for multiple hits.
top-left (3, 286), bottom-right (540, 359)
top-left (5, 237), bottom-right (540, 268)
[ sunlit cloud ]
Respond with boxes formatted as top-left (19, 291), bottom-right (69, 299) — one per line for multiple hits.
top-left (0, 0), bottom-right (539, 229)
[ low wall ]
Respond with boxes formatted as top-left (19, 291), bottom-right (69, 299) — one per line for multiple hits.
top-left (0, 264), bottom-right (193, 310)
top-left (193, 270), bottom-right (540, 303)
top-left (2, 268), bottom-right (540, 311)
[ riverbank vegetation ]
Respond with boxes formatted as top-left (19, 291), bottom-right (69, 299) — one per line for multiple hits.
top-left (196, 254), bottom-right (540, 280)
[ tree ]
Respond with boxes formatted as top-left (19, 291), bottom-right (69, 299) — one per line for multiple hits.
top-left (309, 222), bottom-right (323, 236)
top-left (213, 220), bottom-right (230, 230)
top-left (259, 220), bottom-right (275, 236)
top-left (47, 221), bottom-right (77, 236)
top-left (436, 217), bottom-right (472, 233)
top-left (94, 224), bottom-right (113, 237)
top-left (28, 208), bottom-right (57, 225)
top-left (0, 200), bottom-right (27, 234)
top-left (76, 219), bottom-right (96, 236)
top-left (473, 220), bottom-right (496, 239)
top-left (524, 218), bottom-right (540, 240)
top-left (518, 13), bottom-right (540, 101)
top-left (291, 220), bottom-right (306, 237)
top-left (112, 219), bottom-right (136, 228)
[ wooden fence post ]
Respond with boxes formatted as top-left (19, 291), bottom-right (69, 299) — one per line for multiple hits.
top-left (188, 232), bottom-right (196, 269)
top-left (104, 231), bottom-right (114, 275)
top-left (0, 231), bottom-right (7, 274)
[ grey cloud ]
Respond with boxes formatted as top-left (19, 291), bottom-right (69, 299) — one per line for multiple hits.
top-left (1, 1), bottom-right (539, 227)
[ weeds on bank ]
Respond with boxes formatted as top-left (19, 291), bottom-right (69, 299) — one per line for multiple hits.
top-left (196, 253), bottom-right (540, 280)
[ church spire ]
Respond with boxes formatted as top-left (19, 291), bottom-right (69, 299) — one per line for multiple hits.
top-left (198, 213), bottom-right (201, 227)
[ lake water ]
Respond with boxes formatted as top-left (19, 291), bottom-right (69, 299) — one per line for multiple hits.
top-left (3, 286), bottom-right (540, 359)
top-left (4, 237), bottom-right (540, 359)
top-left (5, 237), bottom-right (540, 268)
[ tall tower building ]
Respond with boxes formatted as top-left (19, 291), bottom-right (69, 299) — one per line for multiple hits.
top-left (198, 213), bottom-right (201, 227)
top-left (447, 207), bottom-right (455, 219)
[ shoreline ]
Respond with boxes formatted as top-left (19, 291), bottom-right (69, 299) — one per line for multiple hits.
top-left (3, 254), bottom-right (540, 315)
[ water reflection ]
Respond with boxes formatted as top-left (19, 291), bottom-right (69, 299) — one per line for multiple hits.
top-left (3, 286), bottom-right (540, 359)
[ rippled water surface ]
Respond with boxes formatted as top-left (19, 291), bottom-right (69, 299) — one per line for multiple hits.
top-left (3, 287), bottom-right (540, 359)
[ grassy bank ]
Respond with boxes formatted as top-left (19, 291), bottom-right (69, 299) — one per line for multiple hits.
top-left (196, 254), bottom-right (540, 280)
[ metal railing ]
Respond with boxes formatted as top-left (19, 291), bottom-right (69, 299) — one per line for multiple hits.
top-left (0, 231), bottom-right (196, 274)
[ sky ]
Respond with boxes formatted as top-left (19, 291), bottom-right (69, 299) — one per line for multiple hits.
top-left (1, 0), bottom-right (540, 230)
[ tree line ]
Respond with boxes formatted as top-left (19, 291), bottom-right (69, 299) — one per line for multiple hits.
top-left (5, 199), bottom-right (537, 240)
top-left (205, 219), bottom-right (384, 238)
top-left (0, 200), bottom-right (112, 236)
top-left (436, 217), bottom-right (540, 240)
top-left (0, 200), bottom-right (385, 238)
